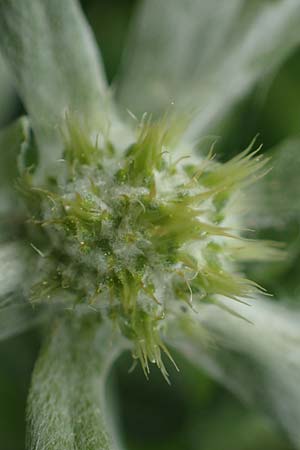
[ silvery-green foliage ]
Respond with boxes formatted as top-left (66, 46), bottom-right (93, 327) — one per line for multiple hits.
top-left (0, 0), bottom-right (300, 449)
top-left (0, 0), bottom-right (109, 174)
top-left (118, 0), bottom-right (300, 139)
top-left (169, 297), bottom-right (300, 448)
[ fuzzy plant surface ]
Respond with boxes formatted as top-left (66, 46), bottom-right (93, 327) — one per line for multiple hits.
top-left (1, 1), bottom-right (300, 449)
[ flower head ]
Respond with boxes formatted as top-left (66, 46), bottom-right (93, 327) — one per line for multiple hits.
top-left (17, 113), bottom-right (272, 379)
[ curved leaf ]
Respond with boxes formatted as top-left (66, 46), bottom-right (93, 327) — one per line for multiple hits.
top-left (117, 0), bottom-right (300, 139)
top-left (168, 297), bottom-right (300, 448)
top-left (0, 0), bottom-right (109, 173)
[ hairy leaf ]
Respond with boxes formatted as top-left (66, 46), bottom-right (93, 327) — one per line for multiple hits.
top-left (0, 0), bottom-right (109, 174)
top-left (118, 0), bottom-right (300, 139)
top-left (169, 297), bottom-right (300, 448)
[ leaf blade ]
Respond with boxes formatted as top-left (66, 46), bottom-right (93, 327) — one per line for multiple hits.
top-left (168, 297), bottom-right (300, 448)
top-left (0, 0), bottom-right (109, 172)
top-left (117, 0), bottom-right (300, 138)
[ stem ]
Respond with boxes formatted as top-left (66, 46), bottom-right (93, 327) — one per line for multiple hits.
top-left (26, 315), bottom-right (124, 450)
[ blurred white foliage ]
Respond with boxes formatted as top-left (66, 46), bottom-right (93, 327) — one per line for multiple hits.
top-left (170, 297), bottom-right (300, 447)
top-left (118, 0), bottom-right (300, 140)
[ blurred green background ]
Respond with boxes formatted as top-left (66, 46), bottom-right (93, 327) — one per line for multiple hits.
top-left (1, 1), bottom-right (300, 449)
